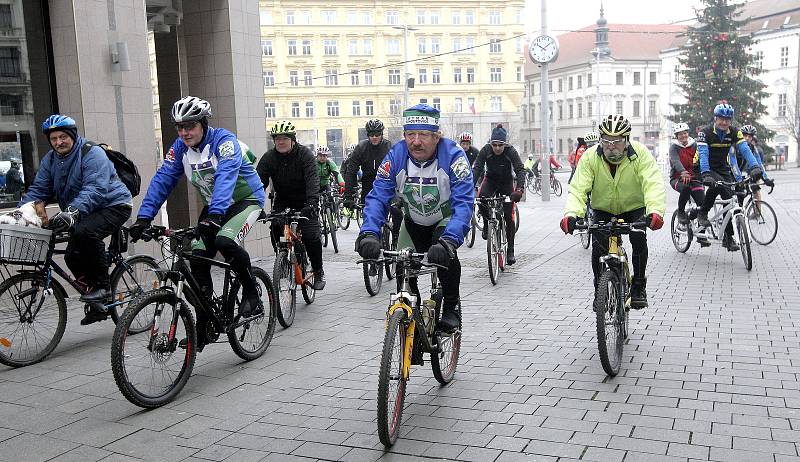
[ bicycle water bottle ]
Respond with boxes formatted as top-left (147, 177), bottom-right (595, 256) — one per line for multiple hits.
top-left (422, 299), bottom-right (436, 336)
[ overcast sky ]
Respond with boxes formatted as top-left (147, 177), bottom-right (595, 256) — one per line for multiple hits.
top-left (524, 0), bottom-right (709, 35)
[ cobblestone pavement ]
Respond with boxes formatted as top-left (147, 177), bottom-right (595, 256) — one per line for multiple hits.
top-left (2, 168), bottom-right (800, 462)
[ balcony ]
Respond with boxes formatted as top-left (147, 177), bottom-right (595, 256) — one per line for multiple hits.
top-left (0, 72), bottom-right (27, 85)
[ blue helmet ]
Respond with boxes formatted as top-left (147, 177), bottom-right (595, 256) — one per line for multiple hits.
top-left (41, 114), bottom-right (77, 134)
top-left (713, 103), bottom-right (734, 119)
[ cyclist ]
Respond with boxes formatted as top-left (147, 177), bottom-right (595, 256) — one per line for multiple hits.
top-left (257, 120), bottom-right (326, 290)
top-left (669, 123), bottom-right (706, 225)
top-left (316, 145), bottom-right (345, 194)
top-left (22, 114), bottom-right (132, 325)
top-left (355, 104), bottom-right (474, 332)
top-left (559, 114), bottom-right (666, 310)
top-left (458, 131), bottom-right (480, 166)
top-left (583, 131), bottom-right (600, 151)
top-left (472, 124), bottom-right (525, 265)
top-left (739, 125), bottom-right (774, 202)
top-left (523, 154), bottom-right (535, 173)
top-left (695, 103), bottom-right (763, 251)
top-left (568, 138), bottom-right (587, 184)
top-left (129, 97), bottom-right (265, 346)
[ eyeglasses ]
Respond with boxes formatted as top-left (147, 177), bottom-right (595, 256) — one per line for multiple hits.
top-left (175, 121), bottom-right (199, 131)
top-left (600, 138), bottom-right (626, 147)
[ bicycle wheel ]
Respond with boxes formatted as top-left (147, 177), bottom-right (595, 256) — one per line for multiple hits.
top-left (227, 268), bottom-right (277, 361)
top-left (109, 255), bottom-right (160, 331)
top-left (487, 221), bottom-right (499, 285)
top-left (534, 178), bottom-right (542, 195)
top-left (496, 219), bottom-right (506, 272)
top-left (111, 289), bottom-right (196, 408)
top-left (670, 211), bottom-right (692, 253)
top-left (513, 203), bottom-right (520, 233)
top-left (431, 328), bottom-right (461, 385)
top-left (337, 202), bottom-right (351, 230)
top-left (356, 209), bottom-right (364, 228)
top-left (363, 260), bottom-right (383, 296)
top-left (746, 200), bottom-right (777, 245)
top-left (381, 226), bottom-right (396, 280)
top-left (465, 215), bottom-right (476, 248)
top-left (377, 309), bottom-right (408, 447)
top-left (552, 178), bottom-right (563, 196)
top-left (526, 177), bottom-right (537, 194)
top-left (272, 250), bottom-right (296, 328)
top-left (580, 230), bottom-right (591, 249)
top-left (300, 250), bottom-right (316, 304)
top-left (320, 215), bottom-right (329, 248)
top-left (0, 273), bottom-right (67, 368)
top-left (595, 270), bottom-right (624, 376)
top-left (473, 205), bottom-right (483, 232)
top-left (736, 214), bottom-right (753, 271)
top-left (328, 209), bottom-right (339, 253)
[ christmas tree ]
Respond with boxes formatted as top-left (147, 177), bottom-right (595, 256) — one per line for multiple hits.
top-left (670, 0), bottom-right (773, 146)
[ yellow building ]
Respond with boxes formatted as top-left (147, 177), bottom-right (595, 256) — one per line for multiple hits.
top-left (259, 0), bottom-right (526, 162)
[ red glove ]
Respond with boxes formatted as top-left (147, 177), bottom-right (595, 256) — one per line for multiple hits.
top-left (560, 216), bottom-right (576, 234)
top-left (338, 182), bottom-right (345, 194)
top-left (648, 213), bottom-right (664, 230)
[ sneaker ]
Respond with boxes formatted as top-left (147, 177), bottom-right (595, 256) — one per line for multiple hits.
top-left (697, 237), bottom-right (711, 247)
top-left (80, 303), bottom-right (108, 325)
top-left (696, 211), bottom-right (712, 229)
top-left (238, 289), bottom-right (262, 318)
top-left (676, 209), bottom-right (689, 225)
top-left (722, 236), bottom-right (740, 252)
top-left (436, 303), bottom-right (461, 332)
top-left (80, 287), bottom-right (110, 302)
top-left (312, 271), bottom-right (326, 290)
top-left (630, 278), bottom-right (648, 310)
top-left (506, 249), bottom-right (516, 266)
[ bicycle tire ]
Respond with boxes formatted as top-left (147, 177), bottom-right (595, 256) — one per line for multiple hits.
top-left (300, 249), bottom-right (316, 304)
top-left (377, 309), bottom-right (408, 447)
top-left (0, 273), bottom-right (67, 368)
top-left (272, 250), bottom-right (296, 328)
top-left (109, 255), bottom-right (160, 331)
top-left (526, 177), bottom-right (537, 194)
top-left (381, 226), bottom-right (396, 280)
top-left (321, 215), bottom-right (329, 248)
top-left (465, 215), bottom-right (476, 248)
top-left (356, 209), bottom-right (364, 228)
top-left (487, 221), bottom-right (499, 285)
top-left (670, 212), bottom-right (692, 253)
top-left (595, 270), bottom-right (624, 376)
top-left (746, 200), bottom-right (777, 246)
top-left (473, 206), bottom-right (483, 232)
top-left (431, 328), bottom-right (461, 385)
top-left (328, 209), bottom-right (339, 253)
top-left (736, 214), bottom-right (753, 271)
top-left (363, 260), bottom-right (383, 296)
top-left (337, 202), bottom-right (351, 230)
top-left (227, 267), bottom-right (277, 361)
top-left (552, 178), bottom-right (563, 197)
top-left (497, 217), bottom-right (506, 272)
top-left (111, 289), bottom-right (196, 408)
top-left (513, 202), bottom-right (520, 233)
top-left (580, 231), bottom-right (591, 249)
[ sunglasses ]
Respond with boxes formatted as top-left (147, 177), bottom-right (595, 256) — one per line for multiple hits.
top-left (367, 132), bottom-right (383, 137)
top-left (175, 121), bottom-right (199, 131)
top-left (600, 138), bottom-right (625, 147)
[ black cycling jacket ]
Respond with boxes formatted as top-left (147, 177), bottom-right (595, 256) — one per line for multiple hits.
top-left (257, 143), bottom-right (319, 210)
top-left (343, 138), bottom-right (391, 200)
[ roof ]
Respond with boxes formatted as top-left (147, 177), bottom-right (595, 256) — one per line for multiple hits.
top-left (525, 24), bottom-right (685, 76)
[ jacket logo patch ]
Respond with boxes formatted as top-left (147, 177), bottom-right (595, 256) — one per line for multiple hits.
top-left (165, 147), bottom-right (175, 162)
top-left (378, 159), bottom-right (391, 178)
top-left (696, 131), bottom-right (706, 143)
top-left (218, 140), bottom-right (235, 158)
top-left (451, 156), bottom-right (470, 182)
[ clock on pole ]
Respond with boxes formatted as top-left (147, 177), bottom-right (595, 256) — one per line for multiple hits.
top-left (528, 34), bottom-right (559, 64)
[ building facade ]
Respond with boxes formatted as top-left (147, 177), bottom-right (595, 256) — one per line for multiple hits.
top-left (259, 0), bottom-right (526, 163)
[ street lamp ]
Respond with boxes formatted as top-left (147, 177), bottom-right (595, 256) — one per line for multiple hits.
top-left (392, 25), bottom-right (418, 110)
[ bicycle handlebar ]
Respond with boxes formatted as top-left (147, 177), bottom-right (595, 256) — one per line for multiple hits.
top-left (261, 209), bottom-right (309, 223)
top-left (574, 219), bottom-right (648, 234)
top-left (140, 225), bottom-right (198, 242)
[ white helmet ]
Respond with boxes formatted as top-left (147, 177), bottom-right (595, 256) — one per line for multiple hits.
top-left (171, 96), bottom-right (212, 123)
top-left (673, 122), bottom-right (690, 135)
top-left (316, 145), bottom-right (331, 155)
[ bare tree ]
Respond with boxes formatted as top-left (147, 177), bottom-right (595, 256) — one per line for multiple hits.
top-left (777, 93), bottom-right (800, 168)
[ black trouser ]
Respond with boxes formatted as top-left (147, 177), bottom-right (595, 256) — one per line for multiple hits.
top-left (65, 204), bottom-right (131, 290)
top-left (477, 177), bottom-right (515, 252)
top-left (700, 170), bottom-right (735, 238)
top-left (591, 207), bottom-right (647, 282)
top-left (670, 178), bottom-right (706, 214)
top-left (398, 219), bottom-right (461, 309)
top-left (269, 201), bottom-right (323, 273)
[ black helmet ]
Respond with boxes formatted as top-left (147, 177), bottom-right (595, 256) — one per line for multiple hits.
top-left (365, 119), bottom-right (384, 134)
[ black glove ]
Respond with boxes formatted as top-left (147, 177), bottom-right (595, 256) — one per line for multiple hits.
top-left (343, 198), bottom-right (356, 210)
top-left (763, 178), bottom-right (775, 187)
top-left (510, 189), bottom-right (524, 203)
top-left (748, 166), bottom-right (763, 182)
top-left (427, 238), bottom-right (456, 267)
top-left (355, 232), bottom-right (381, 259)
top-left (301, 204), bottom-right (317, 219)
top-left (198, 213), bottom-right (223, 241)
top-left (49, 206), bottom-right (80, 233)
top-left (128, 218), bottom-right (152, 242)
top-left (702, 174), bottom-right (716, 188)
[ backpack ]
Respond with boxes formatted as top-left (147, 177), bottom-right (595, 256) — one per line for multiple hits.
top-left (81, 141), bottom-right (141, 197)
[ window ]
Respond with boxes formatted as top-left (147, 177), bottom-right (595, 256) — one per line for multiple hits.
top-left (260, 10), bottom-right (273, 25)
top-left (387, 38), bottom-right (400, 55)
top-left (755, 51), bottom-right (764, 71)
top-left (616, 72), bottom-right (623, 85)
top-left (302, 40), bottom-right (311, 55)
top-left (327, 101), bottom-right (340, 117)
top-left (649, 71), bottom-right (656, 85)
top-left (352, 100), bottom-right (361, 116)
top-left (364, 69), bottom-right (373, 85)
top-left (347, 10), bottom-right (357, 25)
top-left (303, 70), bottom-right (313, 86)
top-left (298, 11), bottom-right (311, 24)
top-left (430, 10), bottom-right (439, 24)
top-left (323, 39), bottom-right (337, 55)
top-left (588, 101), bottom-right (593, 117)
top-left (286, 10), bottom-right (294, 24)
top-left (389, 69), bottom-right (401, 85)
top-left (616, 100), bottom-right (623, 114)
top-left (466, 67), bottom-right (475, 83)
top-left (363, 39), bottom-right (373, 55)
top-left (452, 38), bottom-right (461, 53)
top-left (633, 100), bottom-right (641, 117)
top-left (465, 10), bottom-right (475, 25)
top-left (386, 11), bottom-right (399, 25)
top-left (468, 97), bottom-right (476, 113)
top-left (780, 47), bottom-right (789, 67)
top-left (417, 10), bottom-right (426, 24)
top-left (287, 39), bottom-right (297, 55)
top-left (263, 70), bottom-right (274, 87)
top-left (432, 68), bottom-right (440, 84)
top-left (488, 10), bottom-right (501, 25)
top-left (390, 99), bottom-right (402, 115)
top-left (452, 11), bottom-right (460, 25)
top-left (264, 102), bottom-right (276, 118)
top-left (577, 103), bottom-right (583, 118)
top-left (558, 79), bottom-right (563, 92)
top-left (548, 80), bottom-right (553, 92)
top-left (577, 75), bottom-right (582, 89)
top-left (305, 101), bottom-right (314, 117)
top-left (291, 102), bottom-right (300, 118)
top-left (349, 39), bottom-right (358, 55)
top-left (261, 40), bottom-right (273, 56)
top-left (321, 10), bottom-right (336, 23)
top-left (419, 68), bottom-right (428, 84)
top-left (633, 72), bottom-right (641, 85)
top-left (558, 139), bottom-right (563, 153)
top-left (289, 70), bottom-right (299, 86)
top-left (587, 73), bottom-right (592, 87)
top-left (491, 96), bottom-right (502, 112)
top-left (431, 38), bottom-right (440, 54)
top-left (778, 93), bottom-right (787, 117)
top-left (362, 11), bottom-right (372, 24)
top-left (419, 98), bottom-right (428, 105)
top-left (568, 77), bottom-right (573, 90)
top-left (515, 8), bottom-right (523, 24)
top-left (325, 69), bottom-right (338, 86)
top-left (489, 38), bottom-right (501, 53)
top-left (418, 38), bottom-right (427, 54)
top-left (516, 37), bottom-right (522, 54)
top-left (490, 67), bottom-right (501, 83)
top-left (568, 103), bottom-right (574, 119)
top-left (558, 103), bottom-right (563, 120)
top-left (350, 70), bottom-right (359, 86)
top-left (648, 100), bottom-right (656, 116)
top-left (455, 97), bottom-right (463, 112)
top-left (465, 37), bottom-right (475, 53)
top-left (516, 66), bottom-right (522, 82)
top-left (453, 67), bottom-right (462, 83)
top-left (366, 100), bottom-right (374, 116)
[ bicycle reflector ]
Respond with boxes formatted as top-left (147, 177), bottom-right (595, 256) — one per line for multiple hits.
top-left (0, 337), bottom-right (11, 348)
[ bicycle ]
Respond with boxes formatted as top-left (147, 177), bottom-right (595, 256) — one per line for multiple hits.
top-left (512, 201), bottom-right (520, 233)
top-left (575, 219), bottom-right (647, 377)
top-left (0, 225), bottom-right (159, 368)
top-left (465, 200), bottom-right (478, 248)
top-left (670, 179), bottom-right (753, 270)
top-left (265, 209), bottom-right (316, 328)
top-left (478, 195), bottom-right (509, 285)
top-left (577, 199), bottom-right (594, 250)
top-left (110, 225), bottom-right (276, 408)
top-left (319, 189), bottom-right (339, 253)
top-left (741, 181), bottom-right (777, 246)
top-left (366, 248), bottom-right (461, 447)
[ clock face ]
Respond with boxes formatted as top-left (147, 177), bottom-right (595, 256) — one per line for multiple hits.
top-left (528, 35), bottom-right (559, 64)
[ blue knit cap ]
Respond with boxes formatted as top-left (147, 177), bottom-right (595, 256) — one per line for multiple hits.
top-left (403, 104), bottom-right (440, 131)
top-left (491, 124), bottom-right (507, 143)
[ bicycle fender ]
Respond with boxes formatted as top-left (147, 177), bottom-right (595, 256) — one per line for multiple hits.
top-left (16, 271), bottom-right (69, 301)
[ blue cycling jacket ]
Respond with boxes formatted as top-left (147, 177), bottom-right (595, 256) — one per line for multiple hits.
top-left (697, 125), bottom-right (758, 175)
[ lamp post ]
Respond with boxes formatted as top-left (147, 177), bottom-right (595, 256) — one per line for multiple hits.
top-left (392, 25), bottom-right (418, 110)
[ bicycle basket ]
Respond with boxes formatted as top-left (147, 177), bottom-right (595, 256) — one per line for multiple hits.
top-left (0, 224), bottom-right (53, 264)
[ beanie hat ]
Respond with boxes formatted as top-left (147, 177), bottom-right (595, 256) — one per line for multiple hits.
top-left (490, 124), bottom-right (507, 143)
top-left (403, 104), bottom-right (440, 131)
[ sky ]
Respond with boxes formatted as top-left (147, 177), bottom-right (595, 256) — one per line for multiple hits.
top-left (524, 0), bottom-right (709, 36)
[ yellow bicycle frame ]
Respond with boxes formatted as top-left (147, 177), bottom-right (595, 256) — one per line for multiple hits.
top-left (387, 301), bottom-right (415, 380)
